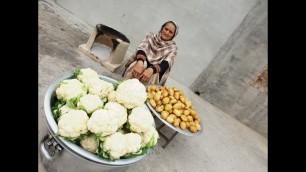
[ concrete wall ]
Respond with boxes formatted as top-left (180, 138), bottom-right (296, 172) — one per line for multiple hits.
top-left (55, 0), bottom-right (257, 87)
top-left (190, 0), bottom-right (267, 138)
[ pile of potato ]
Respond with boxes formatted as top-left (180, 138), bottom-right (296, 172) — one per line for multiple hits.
top-left (147, 85), bottom-right (201, 133)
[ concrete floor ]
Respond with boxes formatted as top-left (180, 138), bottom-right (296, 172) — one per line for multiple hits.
top-left (38, 1), bottom-right (267, 171)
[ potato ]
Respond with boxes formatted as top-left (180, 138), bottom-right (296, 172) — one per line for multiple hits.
top-left (173, 118), bottom-right (180, 127)
top-left (173, 102), bottom-right (182, 109)
top-left (179, 96), bottom-right (186, 103)
top-left (169, 88), bottom-right (174, 96)
top-left (187, 115), bottom-right (193, 122)
top-left (179, 109), bottom-right (183, 115)
top-left (156, 100), bottom-right (161, 106)
top-left (147, 85), bottom-right (154, 92)
top-left (186, 121), bottom-right (190, 128)
top-left (154, 86), bottom-right (160, 91)
top-left (180, 115), bottom-right (187, 122)
top-left (178, 90), bottom-right (185, 97)
top-left (173, 87), bottom-right (179, 92)
top-left (155, 105), bottom-right (164, 112)
top-left (166, 116), bottom-right (174, 124)
top-left (189, 121), bottom-right (196, 126)
top-left (173, 109), bottom-right (182, 117)
top-left (174, 92), bottom-right (180, 100)
top-left (149, 99), bottom-right (156, 108)
top-left (196, 123), bottom-right (201, 131)
top-left (190, 109), bottom-right (197, 116)
top-left (162, 90), bottom-right (169, 97)
top-left (169, 114), bottom-right (177, 120)
top-left (160, 87), bottom-right (165, 92)
top-left (169, 98), bottom-right (178, 105)
top-left (147, 92), bottom-right (153, 99)
top-left (194, 115), bottom-right (200, 122)
top-left (185, 99), bottom-right (192, 109)
top-left (154, 94), bottom-right (161, 102)
top-left (189, 126), bottom-right (197, 133)
top-left (161, 111), bottom-right (169, 119)
top-left (180, 121), bottom-right (187, 130)
top-left (184, 110), bottom-right (190, 116)
top-left (194, 120), bottom-right (199, 125)
top-left (162, 97), bottom-right (170, 104)
top-left (163, 103), bottom-right (171, 111)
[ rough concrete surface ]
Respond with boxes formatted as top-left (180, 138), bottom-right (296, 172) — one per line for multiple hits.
top-left (39, 0), bottom-right (267, 171)
top-left (190, 0), bottom-right (267, 138)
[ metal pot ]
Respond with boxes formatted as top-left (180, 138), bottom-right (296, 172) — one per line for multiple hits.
top-left (40, 74), bottom-right (152, 172)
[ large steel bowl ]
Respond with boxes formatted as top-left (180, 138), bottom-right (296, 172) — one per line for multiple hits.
top-left (42, 73), bottom-right (153, 168)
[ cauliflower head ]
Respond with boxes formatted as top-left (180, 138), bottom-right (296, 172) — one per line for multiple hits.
top-left (76, 68), bottom-right (99, 85)
top-left (56, 79), bottom-right (87, 101)
top-left (141, 126), bottom-right (159, 147)
top-left (87, 109), bottom-right (118, 136)
top-left (128, 106), bottom-right (154, 133)
top-left (125, 133), bottom-right (142, 154)
top-left (103, 132), bottom-right (127, 160)
top-left (77, 94), bottom-right (103, 114)
top-left (107, 91), bottom-right (117, 102)
top-left (58, 110), bottom-right (89, 138)
top-left (87, 78), bottom-right (114, 98)
top-left (59, 105), bottom-right (75, 116)
top-left (104, 102), bottom-right (127, 128)
top-left (116, 79), bottom-right (147, 109)
top-left (80, 134), bottom-right (99, 153)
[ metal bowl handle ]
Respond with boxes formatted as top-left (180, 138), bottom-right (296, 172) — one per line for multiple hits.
top-left (40, 133), bottom-right (62, 161)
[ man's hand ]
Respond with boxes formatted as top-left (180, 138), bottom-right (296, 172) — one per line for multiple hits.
top-left (132, 61), bottom-right (144, 78)
top-left (139, 68), bottom-right (154, 83)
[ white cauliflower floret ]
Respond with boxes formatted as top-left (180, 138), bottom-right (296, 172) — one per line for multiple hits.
top-left (103, 132), bottom-right (127, 160)
top-left (56, 79), bottom-right (87, 101)
top-left (59, 105), bottom-right (74, 116)
top-left (128, 106), bottom-right (154, 133)
top-left (77, 94), bottom-right (103, 114)
top-left (87, 109), bottom-right (118, 136)
top-left (107, 91), bottom-right (117, 102)
top-left (87, 78), bottom-right (114, 98)
top-left (80, 135), bottom-right (99, 153)
top-left (141, 126), bottom-right (159, 146)
top-left (58, 110), bottom-right (89, 138)
top-left (104, 102), bottom-right (127, 128)
top-left (116, 79), bottom-right (147, 109)
top-left (125, 133), bottom-right (142, 154)
top-left (76, 68), bottom-right (99, 87)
